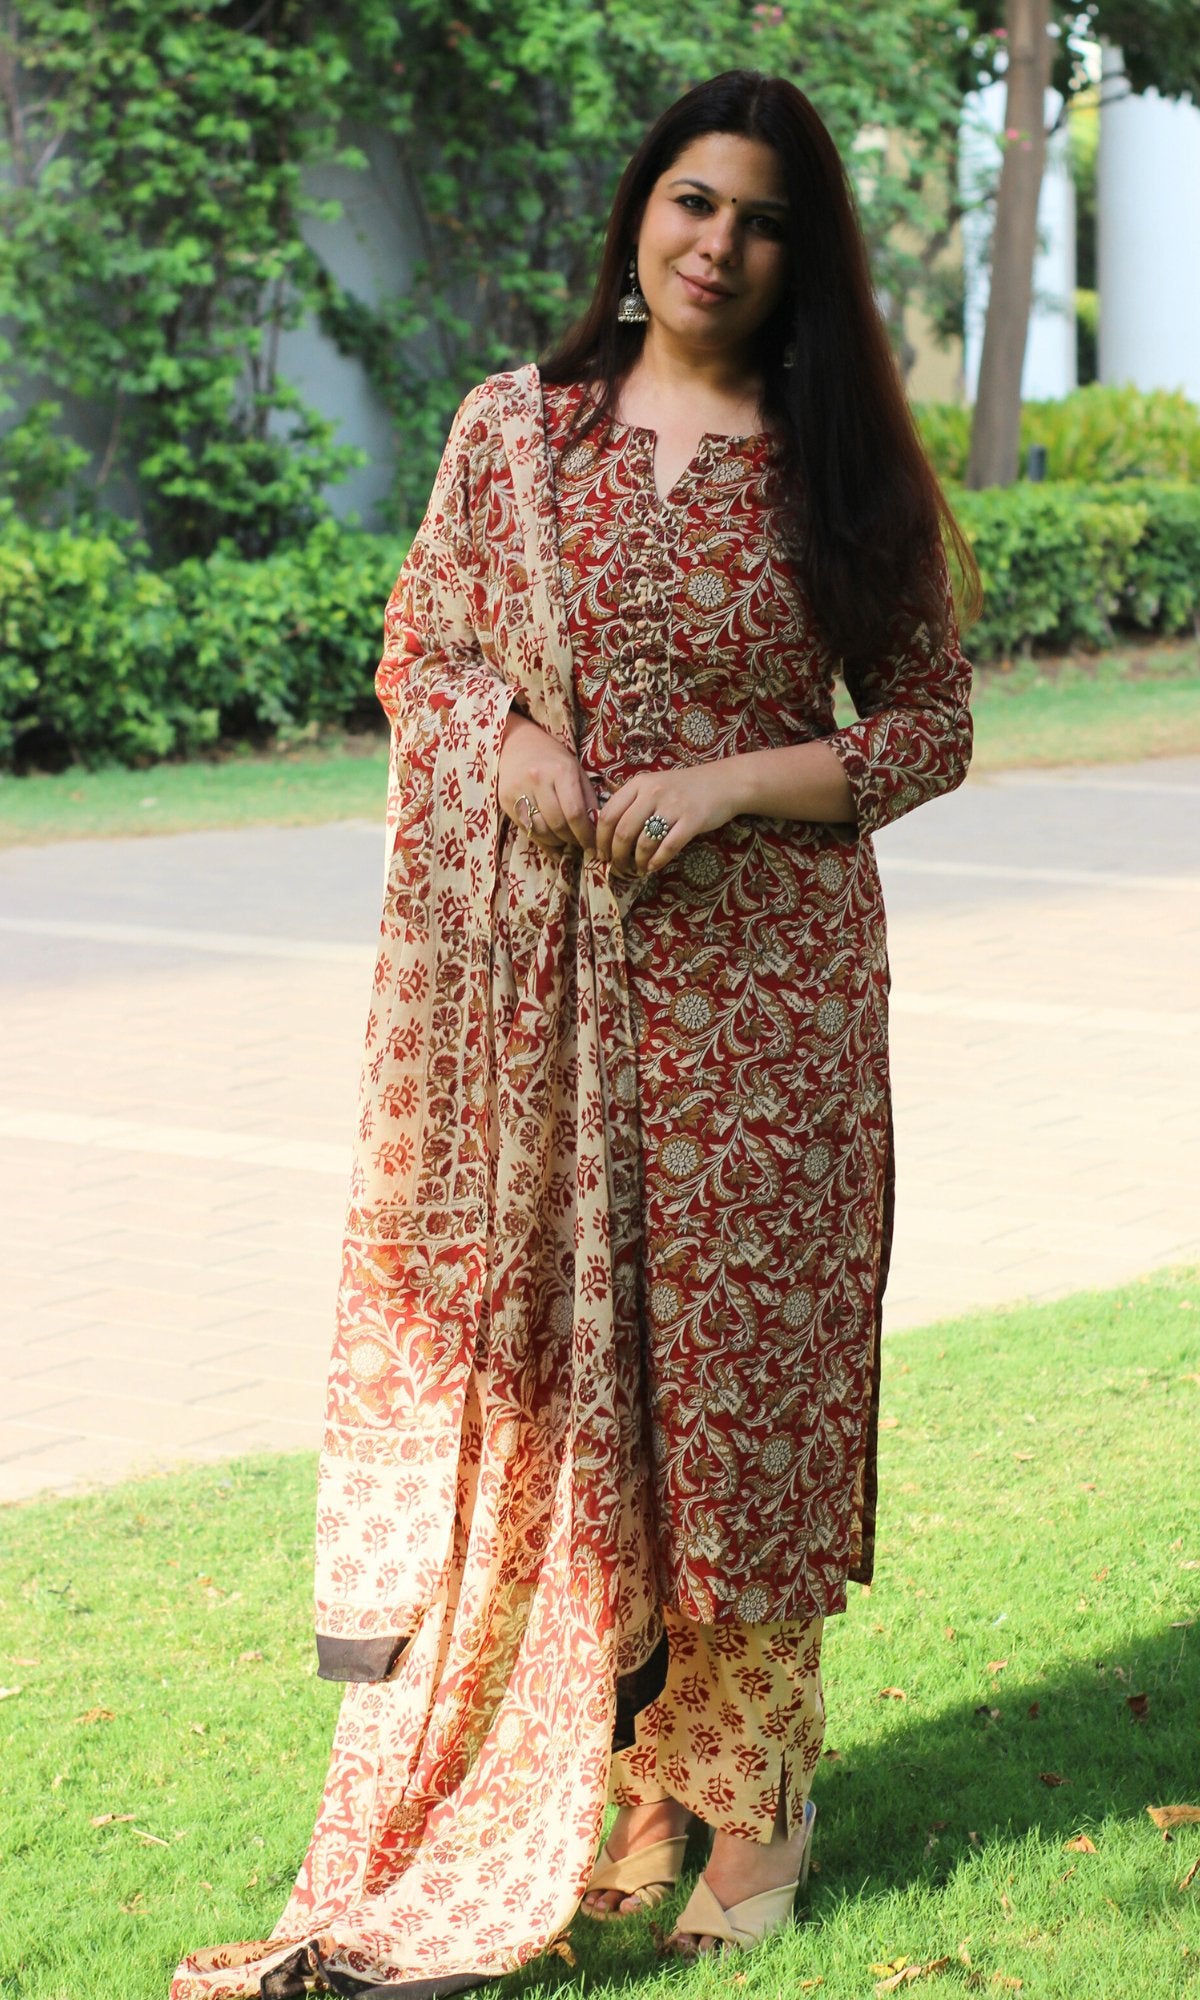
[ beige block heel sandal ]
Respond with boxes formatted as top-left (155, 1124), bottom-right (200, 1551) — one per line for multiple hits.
top-left (666, 1798), bottom-right (816, 1956)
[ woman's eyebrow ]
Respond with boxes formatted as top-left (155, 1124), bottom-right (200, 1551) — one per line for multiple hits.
top-left (667, 176), bottom-right (789, 214)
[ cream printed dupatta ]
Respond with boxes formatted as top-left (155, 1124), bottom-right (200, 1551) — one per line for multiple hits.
top-left (170, 365), bottom-right (662, 1998)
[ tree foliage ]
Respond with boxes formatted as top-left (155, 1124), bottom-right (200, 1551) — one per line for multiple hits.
top-left (954, 0), bottom-right (1200, 106)
top-left (1085, 0), bottom-right (1200, 101)
top-left (0, 0), bottom-right (363, 558)
top-left (4, 0), bottom-right (1192, 544)
top-left (325, 0), bottom-right (983, 519)
top-left (2, 0), bottom-right (983, 545)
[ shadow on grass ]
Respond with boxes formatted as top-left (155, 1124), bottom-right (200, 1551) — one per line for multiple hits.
top-left (499, 1617), bottom-right (1198, 1996)
top-left (814, 1620), bottom-right (1195, 1883)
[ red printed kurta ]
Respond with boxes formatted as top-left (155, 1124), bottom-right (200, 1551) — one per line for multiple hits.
top-left (546, 379), bottom-right (972, 1623)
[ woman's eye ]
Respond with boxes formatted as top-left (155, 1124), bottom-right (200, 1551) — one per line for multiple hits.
top-left (674, 194), bottom-right (784, 237)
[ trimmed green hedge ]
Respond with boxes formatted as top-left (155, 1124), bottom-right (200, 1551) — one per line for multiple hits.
top-left (0, 527), bottom-right (189, 769)
top-left (917, 384), bottom-right (1200, 485)
top-left (1, 482), bottom-right (1198, 771)
top-left (955, 480), bottom-right (1200, 661)
top-left (0, 520), bottom-right (401, 770)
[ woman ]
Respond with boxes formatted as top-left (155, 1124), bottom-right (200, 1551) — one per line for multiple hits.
top-left (172, 68), bottom-right (975, 2000)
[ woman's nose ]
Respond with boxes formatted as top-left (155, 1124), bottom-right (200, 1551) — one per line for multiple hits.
top-left (698, 206), bottom-right (740, 263)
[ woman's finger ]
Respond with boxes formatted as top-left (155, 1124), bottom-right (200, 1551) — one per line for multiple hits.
top-left (508, 789), bottom-right (560, 848)
top-left (632, 809), bottom-right (678, 875)
top-left (642, 815), bottom-right (689, 874)
top-left (550, 767), bottom-right (599, 852)
top-left (529, 807), bottom-right (569, 849)
top-left (529, 778), bottom-right (578, 850)
top-left (594, 780), bottom-right (640, 865)
top-left (608, 795), bottom-right (654, 876)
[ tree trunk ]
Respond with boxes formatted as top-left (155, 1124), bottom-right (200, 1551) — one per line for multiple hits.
top-left (966, 0), bottom-right (1054, 489)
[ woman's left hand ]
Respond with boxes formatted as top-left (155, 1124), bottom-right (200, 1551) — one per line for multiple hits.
top-left (595, 760), bottom-right (746, 878)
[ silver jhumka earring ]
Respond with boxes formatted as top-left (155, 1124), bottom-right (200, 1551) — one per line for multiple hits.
top-left (782, 340), bottom-right (797, 369)
top-left (617, 255), bottom-right (650, 324)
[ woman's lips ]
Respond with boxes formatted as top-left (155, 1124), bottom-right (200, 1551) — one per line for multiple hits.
top-left (677, 272), bottom-right (734, 306)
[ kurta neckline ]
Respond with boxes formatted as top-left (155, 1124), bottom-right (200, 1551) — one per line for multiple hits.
top-left (615, 419), bottom-right (772, 507)
top-left (553, 379), bottom-right (772, 506)
top-left (613, 416), bottom-right (772, 447)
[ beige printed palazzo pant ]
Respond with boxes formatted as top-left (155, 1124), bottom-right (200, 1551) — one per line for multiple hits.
top-left (609, 1608), bottom-right (826, 1844)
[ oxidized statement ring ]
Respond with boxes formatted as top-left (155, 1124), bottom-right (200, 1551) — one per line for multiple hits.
top-left (642, 812), bottom-right (671, 843)
top-left (515, 793), bottom-right (542, 829)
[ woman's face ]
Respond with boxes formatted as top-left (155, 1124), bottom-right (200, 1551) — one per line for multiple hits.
top-left (633, 131), bottom-right (791, 357)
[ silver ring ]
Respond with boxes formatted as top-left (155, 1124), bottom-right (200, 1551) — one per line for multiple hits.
top-left (642, 812), bottom-right (670, 843)
top-left (515, 793), bottom-right (542, 829)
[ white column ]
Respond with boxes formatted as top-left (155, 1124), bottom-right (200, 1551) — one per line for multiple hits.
top-left (961, 79), bottom-right (1078, 402)
top-left (1098, 50), bottom-right (1200, 401)
top-left (276, 126), bottom-right (421, 527)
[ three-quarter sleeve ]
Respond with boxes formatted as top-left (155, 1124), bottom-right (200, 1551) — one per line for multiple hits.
top-left (827, 549), bottom-right (973, 836)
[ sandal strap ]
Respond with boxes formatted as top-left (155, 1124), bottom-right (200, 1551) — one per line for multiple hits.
top-left (586, 1832), bottom-right (689, 1898)
top-left (670, 1874), bottom-right (799, 1951)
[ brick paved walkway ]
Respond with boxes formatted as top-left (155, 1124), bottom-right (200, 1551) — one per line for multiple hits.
top-left (2, 759), bottom-right (1198, 1504)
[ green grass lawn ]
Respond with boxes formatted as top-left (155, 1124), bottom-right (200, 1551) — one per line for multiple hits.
top-left (2, 1270), bottom-right (1198, 1999)
top-left (0, 730), bottom-right (392, 847)
top-left (1, 643), bottom-right (1198, 848)
top-left (969, 643), bottom-right (1200, 772)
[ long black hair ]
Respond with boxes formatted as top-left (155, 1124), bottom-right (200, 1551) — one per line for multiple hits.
top-left (540, 70), bottom-right (979, 666)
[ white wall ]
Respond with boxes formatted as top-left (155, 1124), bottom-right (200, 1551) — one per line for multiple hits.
top-left (275, 126), bottom-right (422, 528)
top-left (1, 122), bottom-right (419, 532)
top-left (1098, 50), bottom-right (1200, 402)
top-left (961, 78), bottom-right (1078, 402)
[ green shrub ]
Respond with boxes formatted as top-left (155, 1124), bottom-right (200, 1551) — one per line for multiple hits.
top-left (1115, 481), bottom-right (1200, 636)
top-left (0, 525), bottom-right (203, 769)
top-left (956, 484), bottom-right (1147, 658)
top-left (0, 521), bottom-right (403, 771)
top-left (0, 3), bottom-right (365, 559)
top-left (918, 384), bottom-right (1200, 485)
top-left (0, 402), bottom-right (91, 527)
top-left (914, 401), bottom-right (972, 483)
top-left (170, 521), bottom-right (400, 739)
top-left (1025, 386), bottom-right (1200, 483)
top-left (952, 480), bottom-right (1200, 660)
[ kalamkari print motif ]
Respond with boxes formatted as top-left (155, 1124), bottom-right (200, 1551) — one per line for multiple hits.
top-left (610, 1607), bottom-right (827, 1842)
top-left (170, 366), bottom-right (971, 1995)
top-left (548, 379), bottom-right (971, 1621)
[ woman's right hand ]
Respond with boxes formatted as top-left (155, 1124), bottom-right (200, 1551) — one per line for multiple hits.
top-left (498, 710), bottom-right (599, 853)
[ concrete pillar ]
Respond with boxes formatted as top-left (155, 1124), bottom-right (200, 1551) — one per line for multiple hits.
top-left (961, 78), bottom-right (1077, 402)
top-left (276, 126), bottom-right (421, 529)
top-left (1098, 49), bottom-right (1200, 401)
